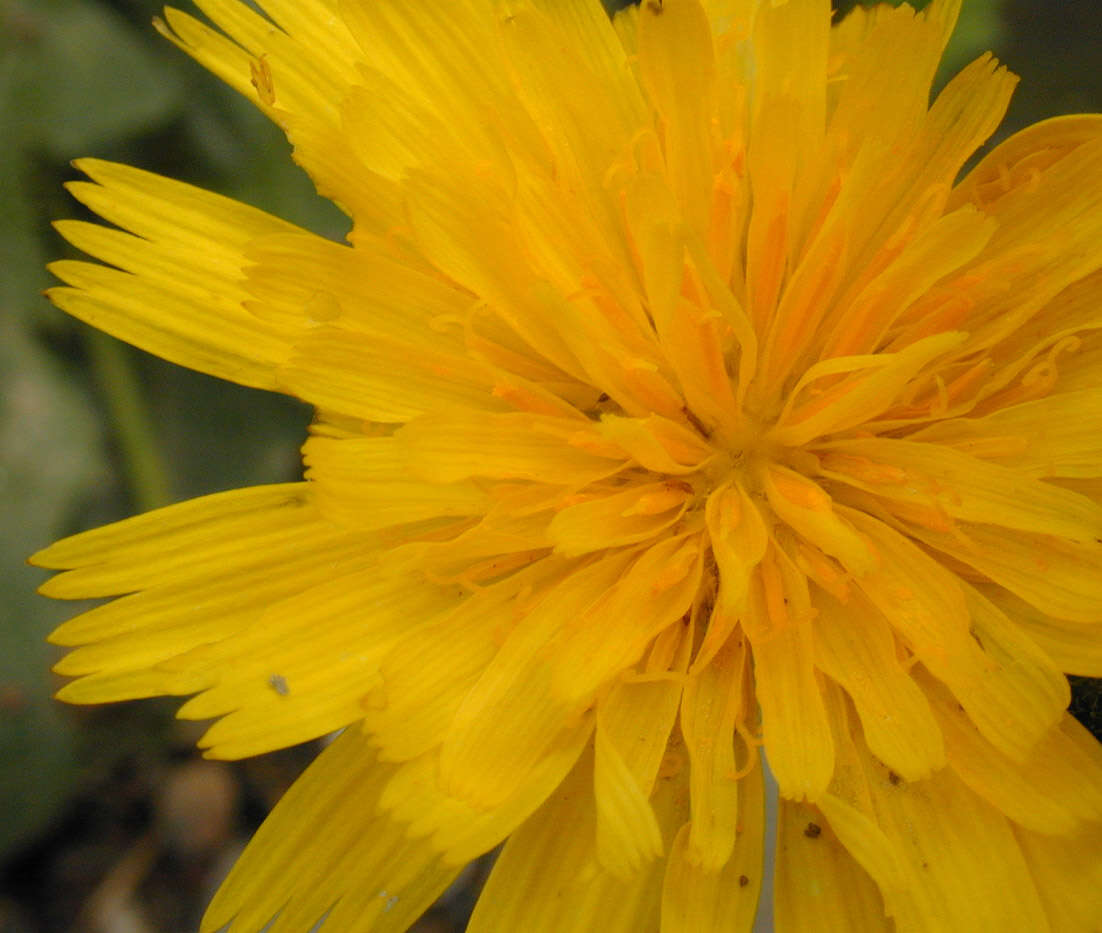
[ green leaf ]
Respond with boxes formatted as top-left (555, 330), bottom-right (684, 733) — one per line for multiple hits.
top-left (940, 0), bottom-right (1007, 80)
top-left (0, 315), bottom-right (107, 858)
top-left (4, 0), bottom-right (184, 158)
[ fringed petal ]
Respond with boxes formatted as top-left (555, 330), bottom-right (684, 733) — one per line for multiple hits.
top-left (660, 758), bottom-right (764, 933)
top-left (467, 746), bottom-right (666, 933)
top-left (201, 730), bottom-right (458, 933)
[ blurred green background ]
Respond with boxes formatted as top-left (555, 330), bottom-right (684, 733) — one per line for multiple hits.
top-left (1, 1), bottom-right (1100, 930)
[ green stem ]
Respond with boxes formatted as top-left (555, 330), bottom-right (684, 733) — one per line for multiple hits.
top-left (85, 331), bottom-right (172, 512)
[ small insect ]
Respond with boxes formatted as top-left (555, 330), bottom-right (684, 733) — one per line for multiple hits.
top-left (888, 770), bottom-right (902, 786)
top-left (738, 874), bottom-right (750, 887)
top-left (804, 822), bottom-right (822, 839)
top-left (268, 674), bottom-right (290, 696)
top-left (250, 54), bottom-right (276, 106)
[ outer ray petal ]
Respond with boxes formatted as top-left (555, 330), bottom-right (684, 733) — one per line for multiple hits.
top-left (466, 746), bottom-right (667, 933)
top-left (746, 546), bottom-right (834, 801)
top-left (843, 509), bottom-right (1069, 758)
top-left (820, 685), bottom-right (1054, 932)
top-left (201, 729), bottom-right (458, 933)
top-left (1014, 822), bottom-right (1102, 932)
top-left (280, 326), bottom-right (504, 423)
top-left (852, 737), bottom-right (1050, 931)
top-left (379, 724), bottom-right (593, 868)
top-left (396, 413), bottom-right (627, 485)
top-left (548, 481), bottom-right (691, 556)
top-left (813, 595), bottom-right (945, 781)
top-left (909, 388), bottom-right (1102, 479)
top-left (660, 757), bottom-right (764, 933)
top-left (926, 672), bottom-right (1102, 835)
top-left (593, 631), bottom-right (689, 876)
top-left (637, 0), bottom-right (718, 238)
top-left (171, 563), bottom-right (467, 759)
top-left (362, 561), bottom-right (565, 763)
top-left (35, 486), bottom-right (379, 708)
top-left (49, 161), bottom-right (304, 389)
top-left (593, 715), bottom-right (665, 878)
top-left (338, 0), bottom-right (525, 175)
top-left (908, 521), bottom-right (1102, 624)
top-left (157, 1), bottom-right (403, 229)
top-left (984, 586), bottom-right (1102, 677)
top-left (821, 436), bottom-right (1102, 542)
top-left (774, 798), bottom-right (891, 933)
top-left (949, 114), bottom-right (1102, 213)
top-left (304, 435), bottom-right (492, 532)
top-left (678, 633), bottom-right (746, 869)
top-left (435, 549), bottom-right (636, 809)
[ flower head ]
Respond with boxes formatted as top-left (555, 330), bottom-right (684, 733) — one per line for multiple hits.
top-left (34, 0), bottom-right (1102, 930)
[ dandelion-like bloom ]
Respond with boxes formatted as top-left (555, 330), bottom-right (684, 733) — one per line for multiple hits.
top-left (34, 0), bottom-right (1102, 929)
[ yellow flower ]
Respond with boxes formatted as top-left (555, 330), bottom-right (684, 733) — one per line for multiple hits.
top-left (33, 0), bottom-right (1102, 929)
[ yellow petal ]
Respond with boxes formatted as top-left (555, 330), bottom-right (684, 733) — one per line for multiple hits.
top-left (908, 521), bottom-right (1102, 624)
top-left (549, 535), bottom-right (704, 705)
top-left (823, 436), bottom-right (1102, 542)
top-left (593, 639), bottom-right (688, 878)
top-left (930, 137), bottom-right (1102, 362)
top-left (949, 113), bottom-right (1102, 213)
top-left (986, 586), bottom-right (1102, 677)
top-left (597, 413), bottom-right (714, 475)
top-left (679, 633), bottom-right (747, 869)
top-left (769, 331), bottom-right (966, 447)
top-left (49, 160), bottom-right (303, 390)
top-left (304, 434), bottom-right (491, 531)
top-left (704, 478), bottom-right (769, 617)
top-left (172, 563), bottom-right (466, 759)
top-left (928, 668), bottom-right (1102, 835)
top-left (598, 638), bottom-right (688, 793)
top-left (823, 206), bottom-right (996, 359)
top-left (762, 464), bottom-right (877, 575)
top-left (380, 724), bottom-right (593, 868)
top-left (813, 682), bottom-right (934, 929)
top-left (910, 387), bottom-right (1102, 479)
top-left (241, 231), bottom-right (473, 350)
top-left (34, 483), bottom-right (312, 590)
top-left (854, 741), bottom-right (1050, 930)
top-left (660, 758), bottom-right (764, 933)
top-left (813, 595), bottom-right (945, 781)
top-left (280, 325), bottom-right (501, 422)
top-left (774, 797), bottom-right (892, 933)
top-left (848, 47), bottom-right (1015, 301)
top-left (436, 550), bottom-right (634, 809)
top-left (363, 561), bottom-right (563, 763)
top-left (39, 487), bottom-right (379, 710)
top-left (593, 715), bottom-right (664, 877)
top-left (396, 413), bottom-right (626, 484)
top-left (952, 584), bottom-right (1069, 758)
top-left (747, 547), bottom-right (834, 801)
top-left (201, 730), bottom-right (458, 933)
top-left (743, 0), bottom-right (831, 342)
top-left (467, 747), bottom-right (665, 933)
top-left (549, 481), bottom-right (691, 556)
top-left (841, 509), bottom-right (985, 689)
top-left (637, 0), bottom-right (717, 237)
top-left (340, 0), bottom-right (529, 179)
top-left (1014, 822), bottom-right (1102, 932)
top-left (174, 0), bottom-right (359, 122)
